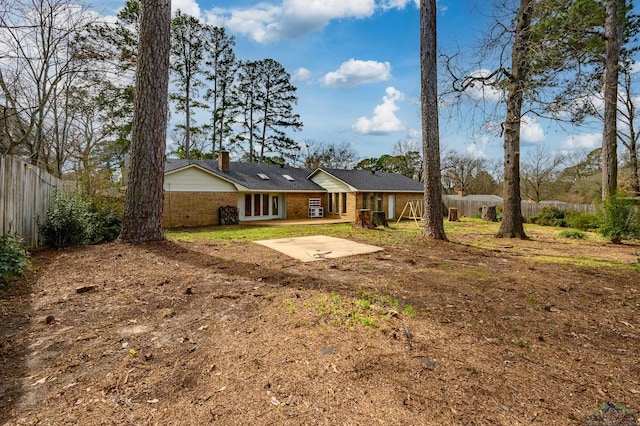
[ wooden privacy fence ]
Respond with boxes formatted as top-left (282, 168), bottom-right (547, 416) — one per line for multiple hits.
top-left (520, 201), bottom-right (596, 218)
top-left (1, 155), bottom-right (61, 247)
top-left (440, 198), bottom-right (597, 220)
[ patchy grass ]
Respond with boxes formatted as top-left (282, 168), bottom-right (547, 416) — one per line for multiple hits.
top-left (167, 223), bottom-right (353, 242)
top-left (5, 220), bottom-right (640, 425)
top-left (557, 230), bottom-right (587, 240)
top-left (166, 218), bottom-right (640, 270)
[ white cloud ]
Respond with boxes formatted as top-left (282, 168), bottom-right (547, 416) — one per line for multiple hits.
top-left (322, 59), bottom-right (392, 88)
top-left (561, 133), bottom-right (602, 150)
top-left (207, 5), bottom-right (282, 43)
top-left (465, 135), bottom-right (492, 158)
top-left (292, 67), bottom-right (312, 82)
top-left (205, 0), bottom-right (376, 43)
top-left (466, 144), bottom-right (485, 158)
top-left (353, 87), bottom-right (405, 134)
top-left (407, 128), bottom-right (421, 143)
top-left (380, 0), bottom-right (424, 9)
top-left (379, 0), bottom-right (413, 9)
top-left (173, 0), bottom-right (201, 18)
top-left (283, 0), bottom-right (375, 23)
top-left (520, 115), bottom-right (545, 144)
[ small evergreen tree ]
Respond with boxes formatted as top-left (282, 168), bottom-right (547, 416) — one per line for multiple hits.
top-left (598, 194), bottom-right (640, 243)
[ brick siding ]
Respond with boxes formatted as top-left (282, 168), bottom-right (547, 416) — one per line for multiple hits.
top-left (286, 192), bottom-right (327, 219)
top-left (164, 191), bottom-right (237, 228)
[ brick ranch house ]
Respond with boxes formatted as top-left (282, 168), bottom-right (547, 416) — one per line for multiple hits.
top-left (163, 152), bottom-right (424, 228)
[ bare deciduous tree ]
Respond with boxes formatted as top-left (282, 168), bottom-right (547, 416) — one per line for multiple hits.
top-left (521, 145), bottom-right (565, 202)
top-left (441, 150), bottom-right (487, 195)
top-left (618, 65), bottom-right (639, 196)
top-left (300, 140), bottom-right (358, 170)
top-left (0, 0), bottom-right (95, 171)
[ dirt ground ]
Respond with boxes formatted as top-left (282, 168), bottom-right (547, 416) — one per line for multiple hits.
top-left (1, 225), bottom-right (639, 425)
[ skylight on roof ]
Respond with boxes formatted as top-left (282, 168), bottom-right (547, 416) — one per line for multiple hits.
top-left (282, 174), bottom-right (295, 181)
top-left (257, 173), bottom-right (270, 180)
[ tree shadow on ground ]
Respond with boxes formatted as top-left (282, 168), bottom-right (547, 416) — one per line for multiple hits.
top-left (0, 279), bottom-right (33, 423)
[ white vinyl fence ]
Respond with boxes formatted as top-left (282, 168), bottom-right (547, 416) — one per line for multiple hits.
top-left (1, 155), bottom-right (61, 247)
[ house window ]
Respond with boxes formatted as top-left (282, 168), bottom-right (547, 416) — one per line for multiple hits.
top-left (377, 193), bottom-right (383, 211)
top-left (328, 193), bottom-right (333, 213)
top-left (362, 193), bottom-right (367, 210)
top-left (245, 194), bottom-right (252, 216)
top-left (341, 193), bottom-right (347, 214)
top-left (254, 194), bottom-right (261, 216)
top-left (334, 193), bottom-right (340, 215)
top-left (244, 193), bottom-right (280, 218)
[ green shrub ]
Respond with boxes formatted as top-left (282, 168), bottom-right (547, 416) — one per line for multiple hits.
top-left (39, 190), bottom-right (95, 248)
top-left (597, 194), bottom-right (640, 244)
top-left (558, 230), bottom-right (586, 239)
top-left (0, 234), bottom-right (31, 283)
top-left (565, 211), bottom-right (599, 231)
top-left (39, 191), bottom-right (123, 248)
top-left (88, 197), bottom-right (123, 244)
top-left (529, 207), bottom-right (567, 227)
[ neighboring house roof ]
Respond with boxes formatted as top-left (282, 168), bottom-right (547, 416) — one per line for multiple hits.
top-left (309, 168), bottom-right (424, 192)
top-left (165, 159), bottom-right (325, 192)
top-left (443, 194), bottom-right (503, 202)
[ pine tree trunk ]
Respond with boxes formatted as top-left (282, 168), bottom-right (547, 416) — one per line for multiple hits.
top-left (120, 0), bottom-right (171, 243)
top-left (420, 0), bottom-right (447, 241)
top-left (496, 0), bottom-right (531, 239)
top-left (601, 0), bottom-right (621, 199)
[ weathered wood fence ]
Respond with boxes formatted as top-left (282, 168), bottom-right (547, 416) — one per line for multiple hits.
top-left (520, 201), bottom-right (596, 218)
top-left (441, 198), bottom-right (596, 220)
top-left (1, 155), bottom-right (61, 247)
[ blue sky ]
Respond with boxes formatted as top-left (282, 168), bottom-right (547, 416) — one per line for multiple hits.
top-left (95, 0), bottom-right (620, 162)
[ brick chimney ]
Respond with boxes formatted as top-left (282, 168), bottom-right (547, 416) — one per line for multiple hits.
top-left (218, 150), bottom-right (230, 172)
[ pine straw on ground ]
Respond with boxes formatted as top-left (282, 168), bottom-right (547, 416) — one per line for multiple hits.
top-left (1, 229), bottom-right (639, 425)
